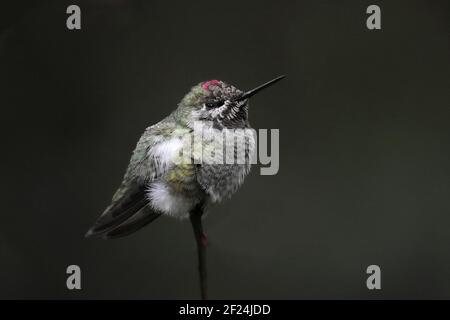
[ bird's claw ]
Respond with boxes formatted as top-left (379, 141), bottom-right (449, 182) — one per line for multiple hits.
top-left (201, 233), bottom-right (208, 247)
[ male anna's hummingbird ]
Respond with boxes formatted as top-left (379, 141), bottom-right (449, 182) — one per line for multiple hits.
top-left (86, 75), bottom-right (285, 299)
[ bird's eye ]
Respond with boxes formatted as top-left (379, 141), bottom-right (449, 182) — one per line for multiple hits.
top-left (205, 100), bottom-right (223, 108)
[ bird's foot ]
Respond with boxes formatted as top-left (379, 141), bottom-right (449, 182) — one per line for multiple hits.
top-left (201, 233), bottom-right (208, 247)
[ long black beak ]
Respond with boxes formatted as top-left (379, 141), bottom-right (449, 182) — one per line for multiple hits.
top-left (239, 75), bottom-right (285, 100)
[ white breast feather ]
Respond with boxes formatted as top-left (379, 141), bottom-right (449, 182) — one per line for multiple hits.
top-left (147, 138), bottom-right (194, 219)
top-left (149, 137), bottom-right (183, 170)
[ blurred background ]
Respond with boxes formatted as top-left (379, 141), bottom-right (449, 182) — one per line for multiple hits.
top-left (0, 0), bottom-right (449, 299)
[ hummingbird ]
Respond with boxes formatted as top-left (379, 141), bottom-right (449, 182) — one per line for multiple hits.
top-left (85, 75), bottom-right (285, 299)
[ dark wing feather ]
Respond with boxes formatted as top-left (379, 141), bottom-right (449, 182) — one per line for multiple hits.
top-left (85, 182), bottom-right (149, 237)
top-left (86, 118), bottom-right (177, 239)
top-left (103, 206), bottom-right (162, 239)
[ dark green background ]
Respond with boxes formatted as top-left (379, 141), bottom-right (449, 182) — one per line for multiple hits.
top-left (0, 0), bottom-right (449, 299)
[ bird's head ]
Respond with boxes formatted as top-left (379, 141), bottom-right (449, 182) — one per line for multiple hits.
top-left (174, 76), bottom-right (285, 129)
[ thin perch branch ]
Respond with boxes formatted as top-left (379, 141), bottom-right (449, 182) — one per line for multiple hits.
top-left (190, 204), bottom-right (207, 300)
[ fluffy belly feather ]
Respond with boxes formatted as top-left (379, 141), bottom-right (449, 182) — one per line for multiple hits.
top-left (147, 180), bottom-right (198, 219)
